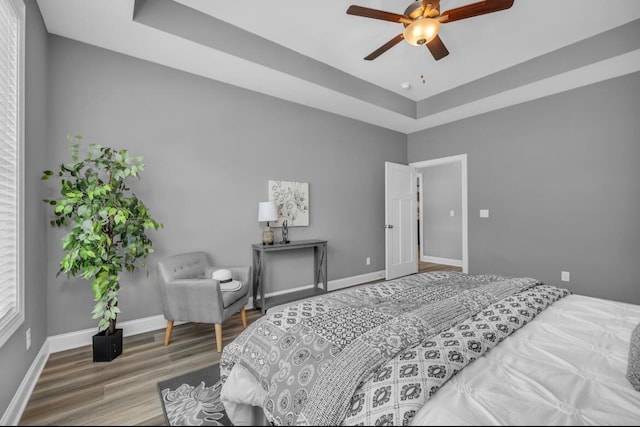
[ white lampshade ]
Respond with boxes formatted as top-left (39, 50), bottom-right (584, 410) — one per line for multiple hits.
top-left (258, 201), bottom-right (278, 222)
top-left (403, 18), bottom-right (440, 46)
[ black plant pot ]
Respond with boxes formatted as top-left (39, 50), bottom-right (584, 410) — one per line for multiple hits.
top-left (92, 328), bottom-right (123, 362)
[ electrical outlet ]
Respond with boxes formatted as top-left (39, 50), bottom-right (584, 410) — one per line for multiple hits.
top-left (26, 328), bottom-right (31, 350)
top-left (450, 210), bottom-right (455, 217)
top-left (561, 271), bottom-right (570, 282)
top-left (366, 257), bottom-right (371, 265)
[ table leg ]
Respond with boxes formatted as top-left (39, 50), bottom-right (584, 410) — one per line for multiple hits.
top-left (322, 243), bottom-right (328, 292)
top-left (252, 249), bottom-right (265, 313)
top-left (314, 244), bottom-right (327, 292)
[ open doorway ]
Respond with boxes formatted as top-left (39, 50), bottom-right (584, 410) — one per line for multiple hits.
top-left (411, 155), bottom-right (468, 273)
top-left (416, 175), bottom-right (462, 274)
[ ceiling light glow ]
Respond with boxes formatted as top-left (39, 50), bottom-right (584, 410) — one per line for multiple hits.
top-left (403, 18), bottom-right (440, 46)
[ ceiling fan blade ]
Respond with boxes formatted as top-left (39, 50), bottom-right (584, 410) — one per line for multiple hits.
top-left (426, 34), bottom-right (449, 60)
top-left (440, 0), bottom-right (514, 23)
top-left (347, 5), bottom-right (413, 25)
top-left (364, 33), bottom-right (404, 61)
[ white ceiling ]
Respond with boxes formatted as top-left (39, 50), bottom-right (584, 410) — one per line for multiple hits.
top-left (37, 0), bottom-right (640, 134)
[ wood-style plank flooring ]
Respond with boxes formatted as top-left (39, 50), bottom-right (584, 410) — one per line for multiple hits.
top-left (419, 261), bottom-right (462, 273)
top-left (19, 262), bottom-right (460, 426)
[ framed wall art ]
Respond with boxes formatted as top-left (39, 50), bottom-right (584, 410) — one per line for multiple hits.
top-left (268, 180), bottom-right (309, 227)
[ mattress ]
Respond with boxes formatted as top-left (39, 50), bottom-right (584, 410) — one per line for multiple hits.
top-left (410, 294), bottom-right (640, 425)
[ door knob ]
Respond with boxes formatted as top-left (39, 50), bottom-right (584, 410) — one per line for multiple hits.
top-left (384, 224), bottom-right (394, 229)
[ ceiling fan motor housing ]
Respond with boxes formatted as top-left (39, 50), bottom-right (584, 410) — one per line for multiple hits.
top-left (404, 1), bottom-right (440, 20)
top-left (403, 1), bottom-right (441, 45)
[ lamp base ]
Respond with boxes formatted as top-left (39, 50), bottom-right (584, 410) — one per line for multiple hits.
top-left (262, 225), bottom-right (274, 245)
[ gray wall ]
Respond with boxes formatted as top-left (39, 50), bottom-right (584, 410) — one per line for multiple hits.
top-left (0, 0), bottom-right (49, 420)
top-left (408, 72), bottom-right (640, 305)
top-left (45, 35), bottom-right (406, 336)
top-left (418, 163), bottom-right (462, 260)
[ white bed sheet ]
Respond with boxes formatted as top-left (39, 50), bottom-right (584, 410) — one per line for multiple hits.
top-left (410, 294), bottom-right (640, 426)
top-left (221, 294), bottom-right (640, 426)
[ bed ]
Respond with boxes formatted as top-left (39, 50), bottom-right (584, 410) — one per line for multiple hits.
top-left (219, 271), bottom-right (640, 426)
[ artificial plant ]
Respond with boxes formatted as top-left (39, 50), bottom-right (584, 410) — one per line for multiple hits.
top-left (42, 135), bottom-right (162, 335)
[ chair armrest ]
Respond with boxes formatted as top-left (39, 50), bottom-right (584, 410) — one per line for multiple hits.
top-left (159, 278), bottom-right (224, 323)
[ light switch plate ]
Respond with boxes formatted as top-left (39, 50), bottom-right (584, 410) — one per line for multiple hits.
top-left (450, 210), bottom-right (455, 217)
top-left (561, 271), bottom-right (570, 282)
top-left (480, 209), bottom-right (489, 218)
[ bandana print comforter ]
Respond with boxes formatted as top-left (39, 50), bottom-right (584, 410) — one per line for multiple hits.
top-left (220, 271), bottom-right (570, 426)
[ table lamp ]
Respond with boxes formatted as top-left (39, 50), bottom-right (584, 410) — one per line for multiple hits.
top-left (258, 201), bottom-right (279, 245)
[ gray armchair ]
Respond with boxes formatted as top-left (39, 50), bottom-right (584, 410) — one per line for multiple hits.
top-left (157, 251), bottom-right (251, 352)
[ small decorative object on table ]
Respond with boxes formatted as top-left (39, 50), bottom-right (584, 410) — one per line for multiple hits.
top-left (258, 201), bottom-right (278, 245)
top-left (280, 220), bottom-right (290, 244)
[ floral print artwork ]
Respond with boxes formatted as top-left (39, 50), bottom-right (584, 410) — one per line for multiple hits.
top-left (268, 180), bottom-right (309, 226)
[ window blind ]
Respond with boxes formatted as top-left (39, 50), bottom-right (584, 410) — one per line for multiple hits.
top-left (0, 0), bottom-right (23, 348)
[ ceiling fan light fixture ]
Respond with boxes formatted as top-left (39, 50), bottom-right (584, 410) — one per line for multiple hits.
top-left (403, 18), bottom-right (440, 46)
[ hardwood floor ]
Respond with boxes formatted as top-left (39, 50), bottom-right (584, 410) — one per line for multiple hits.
top-left (419, 261), bottom-right (462, 273)
top-left (19, 310), bottom-right (262, 426)
top-left (19, 262), bottom-right (460, 426)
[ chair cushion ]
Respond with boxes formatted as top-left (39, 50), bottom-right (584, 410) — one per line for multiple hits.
top-left (220, 280), bottom-right (242, 292)
top-left (160, 252), bottom-right (209, 281)
top-left (222, 281), bottom-right (249, 308)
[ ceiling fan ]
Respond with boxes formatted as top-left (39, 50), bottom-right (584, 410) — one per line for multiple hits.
top-left (346, 0), bottom-right (514, 61)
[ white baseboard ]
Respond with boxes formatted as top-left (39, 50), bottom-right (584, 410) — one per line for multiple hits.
top-left (328, 270), bottom-right (385, 291)
top-left (422, 256), bottom-right (463, 267)
top-left (247, 270), bottom-right (385, 309)
top-left (48, 315), bottom-right (187, 354)
top-left (1, 339), bottom-right (50, 426)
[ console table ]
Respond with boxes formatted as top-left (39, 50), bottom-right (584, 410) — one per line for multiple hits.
top-left (251, 239), bottom-right (328, 314)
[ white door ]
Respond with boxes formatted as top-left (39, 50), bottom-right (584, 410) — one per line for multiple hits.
top-left (385, 162), bottom-right (418, 280)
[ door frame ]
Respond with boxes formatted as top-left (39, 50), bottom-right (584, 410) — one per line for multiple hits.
top-left (410, 154), bottom-right (468, 273)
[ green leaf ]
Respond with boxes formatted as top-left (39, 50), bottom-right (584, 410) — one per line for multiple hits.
top-left (81, 219), bottom-right (93, 233)
top-left (77, 205), bottom-right (89, 217)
